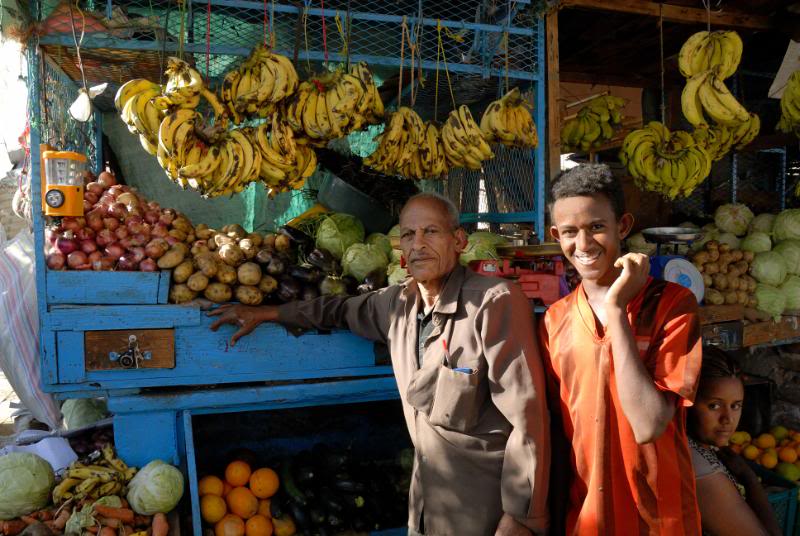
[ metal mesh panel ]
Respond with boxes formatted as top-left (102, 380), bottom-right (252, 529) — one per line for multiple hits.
top-left (31, 53), bottom-right (101, 172)
top-left (34, 0), bottom-right (544, 233)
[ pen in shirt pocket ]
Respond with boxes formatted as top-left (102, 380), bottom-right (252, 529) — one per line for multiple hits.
top-left (442, 339), bottom-right (474, 374)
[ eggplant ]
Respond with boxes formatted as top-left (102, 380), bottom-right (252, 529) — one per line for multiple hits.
top-left (301, 284), bottom-right (320, 301)
top-left (318, 276), bottom-right (348, 297)
top-left (307, 248), bottom-right (339, 273)
top-left (318, 487), bottom-right (344, 513)
top-left (364, 267), bottom-right (387, 288)
top-left (255, 248), bottom-right (274, 265)
top-left (279, 225), bottom-right (313, 245)
top-left (290, 265), bottom-right (323, 283)
top-left (334, 479), bottom-right (366, 493)
top-left (270, 494), bottom-right (288, 518)
top-left (357, 282), bottom-right (376, 295)
top-left (277, 276), bottom-right (302, 302)
top-left (266, 256), bottom-right (286, 276)
top-left (289, 502), bottom-right (312, 529)
top-left (341, 275), bottom-right (358, 294)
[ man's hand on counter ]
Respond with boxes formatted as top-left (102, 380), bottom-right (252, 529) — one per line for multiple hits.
top-left (208, 304), bottom-right (279, 346)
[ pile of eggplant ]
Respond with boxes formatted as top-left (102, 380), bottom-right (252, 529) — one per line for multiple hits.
top-left (269, 444), bottom-right (411, 535)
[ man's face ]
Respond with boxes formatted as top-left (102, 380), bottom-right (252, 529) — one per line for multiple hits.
top-left (399, 198), bottom-right (467, 286)
top-left (550, 194), bottom-right (633, 285)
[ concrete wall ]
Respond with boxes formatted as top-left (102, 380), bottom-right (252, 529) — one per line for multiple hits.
top-left (0, 177), bottom-right (27, 240)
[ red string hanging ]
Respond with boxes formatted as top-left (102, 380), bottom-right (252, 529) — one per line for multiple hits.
top-left (205, 0), bottom-right (211, 80)
top-left (320, 0), bottom-right (328, 62)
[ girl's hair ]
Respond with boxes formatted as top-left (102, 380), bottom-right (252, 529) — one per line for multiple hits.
top-left (700, 346), bottom-right (741, 382)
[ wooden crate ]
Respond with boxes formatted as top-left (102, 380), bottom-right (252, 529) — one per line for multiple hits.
top-left (743, 316), bottom-right (800, 347)
top-left (699, 304), bottom-right (744, 325)
top-left (46, 270), bottom-right (170, 305)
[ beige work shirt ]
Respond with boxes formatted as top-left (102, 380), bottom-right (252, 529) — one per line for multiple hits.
top-left (278, 265), bottom-right (550, 535)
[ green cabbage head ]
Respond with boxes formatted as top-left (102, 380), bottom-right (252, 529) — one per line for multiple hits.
top-left (315, 213), bottom-right (365, 260)
top-left (750, 251), bottom-right (787, 286)
top-left (715, 204), bottom-right (753, 236)
top-left (365, 233), bottom-right (392, 258)
top-left (126, 459), bottom-right (184, 515)
top-left (0, 452), bottom-right (55, 519)
top-left (780, 276), bottom-right (800, 311)
top-left (342, 243), bottom-right (389, 282)
top-left (61, 398), bottom-right (108, 430)
top-left (740, 232), bottom-right (771, 253)
top-left (773, 239), bottom-right (800, 274)
top-left (774, 209), bottom-right (800, 242)
top-left (755, 283), bottom-right (786, 321)
top-left (749, 213), bottom-right (775, 234)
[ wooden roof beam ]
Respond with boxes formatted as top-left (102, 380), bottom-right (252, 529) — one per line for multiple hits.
top-left (558, 0), bottom-right (773, 30)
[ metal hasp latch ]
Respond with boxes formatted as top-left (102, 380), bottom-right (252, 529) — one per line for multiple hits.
top-left (108, 335), bottom-right (153, 369)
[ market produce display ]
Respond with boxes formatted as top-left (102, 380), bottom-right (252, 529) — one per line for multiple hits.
top-left (690, 240), bottom-right (757, 308)
top-left (619, 121), bottom-right (712, 199)
top-left (730, 425), bottom-right (800, 482)
top-left (560, 95), bottom-right (627, 152)
top-left (678, 30), bottom-right (743, 80)
top-left (440, 105), bottom-right (495, 170)
top-left (777, 70), bottom-right (800, 140)
top-left (480, 87), bottom-right (539, 148)
top-left (44, 170), bottom-right (197, 272)
top-left (53, 444), bottom-right (136, 504)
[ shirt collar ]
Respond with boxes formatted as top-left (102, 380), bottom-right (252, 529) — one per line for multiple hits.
top-left (402, 264), bottom-right (466, 316)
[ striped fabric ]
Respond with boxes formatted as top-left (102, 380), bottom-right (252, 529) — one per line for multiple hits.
top-left (541, 278), bottom-right (703, 536)
top-left (0, 228), bottom-right (62, 430)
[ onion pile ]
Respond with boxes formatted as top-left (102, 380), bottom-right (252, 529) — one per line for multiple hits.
top-left (45, 168), bottom-right (196, 272)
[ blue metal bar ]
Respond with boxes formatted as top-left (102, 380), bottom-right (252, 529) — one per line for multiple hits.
top-left (460, 211), bottom-right (537, 224)
top-left (191, 0), bottom-right (536, 36)
top-left (534, 16), bottom-right (546, 239)
top-left (105, 0), bottom-right (112, 20)
top-left (37, 35), bottom-right (541, 82)
top-left (94, 112), bottom-right (103, 174)
top-left (183, 411), bottom-right (203, 536)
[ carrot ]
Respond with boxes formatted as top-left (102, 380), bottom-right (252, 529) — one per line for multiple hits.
top-left (99, 527), bottom-right (117, 536)
top-left (86, 526), bottom-right (99, 534)
top-left (96, 516), bottom-right (121, 528)
top-left (151, 513), bottom-right (169, 536)
top-left (118, 498), bottom-right (129, 509)
top-left (19, 516), bottom-right (37, 525)
top-left (120, 524), bottom-right (135, 536)
top-left (0, 520), bottom-right (27, 536)
top-left (93, 506), bottom-right (135, 525)
top-left (48, 508), bottom-right (71, 531)
top-left (133, 515), bottom-right (151, 528)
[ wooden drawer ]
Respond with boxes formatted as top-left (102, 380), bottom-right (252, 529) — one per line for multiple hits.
top-left (84, 329), bottom-right (175, 371)
top-left (46, 270), bottom-right (170, 305)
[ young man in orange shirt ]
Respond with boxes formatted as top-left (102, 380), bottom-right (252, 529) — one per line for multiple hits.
top-left (541, 164), bottom-right (702, 535)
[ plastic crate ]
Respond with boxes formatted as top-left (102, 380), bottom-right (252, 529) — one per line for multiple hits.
top-left (749, 462), bottom-right (799, 536)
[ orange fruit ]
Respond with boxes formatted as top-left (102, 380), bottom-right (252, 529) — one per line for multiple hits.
top-left (761, 451), bottom-right (779, 469)
top-left (200, 475), bottom-right (226, 497)
top-left (202, 494), bottom-right (228, 524)
top-left (245, 514), bottom-right (273, 536)
top-left (250, 468), bottom-right (280, 499)
top-left (215, 514), bottom-right (245, 536)
top-left (227, 486), bottom-right (259, 519)
top-left (755, 433), bottom-right (777, 450)
top-left (223, 481), bottom-right (234, 497)
top-left (226, 460), bottom-right (252, 487)
top-left (779, 447), bottom-right (798, 463)
top-left (743, 445), bottom-right (760, 460)
top-left (257, 499), bottom-right (271, 518)
top-left (271, 515), bottom-right (296, 536)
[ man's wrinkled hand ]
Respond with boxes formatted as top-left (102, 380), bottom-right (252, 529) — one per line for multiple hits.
top-left (494, 513), bottom-right (533, 536)
top-left (207, 303), bottom-right (274, 346)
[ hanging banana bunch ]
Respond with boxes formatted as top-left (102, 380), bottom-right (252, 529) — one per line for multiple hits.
top-left (620, 121), bottom-right (712, 199)
top-left (560, 95), bottom-right (627, 152)
top-left (220, 45), bottom-right (299, 124)
top-left (777, 71), bottom-right (800, 139)
top-left (439, 105), bottom-right (495, 170)
top-left (115, 79), bottom-right (165, 156)
top-left (157, 57), bottom-right (226, 118)
top-left (283, 62), bottom-right (384, 147)
top-left (480, 87), bottom-right (539, 148)
top-left (252, 117), bottom-right (318, 196)
top-left (364, 107), bottom-right (447, 180)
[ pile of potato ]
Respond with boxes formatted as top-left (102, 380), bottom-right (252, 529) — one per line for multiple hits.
top-left (168, 223), bottom-right (286, 305)
top-left (691, 240), bottom-right (758, 307)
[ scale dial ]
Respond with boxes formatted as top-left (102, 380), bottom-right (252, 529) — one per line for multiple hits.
top-left (45, 189), bottom-right (65, 208)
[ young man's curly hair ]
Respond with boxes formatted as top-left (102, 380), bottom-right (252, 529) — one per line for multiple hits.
top-left (550, 164), bottom-right (626, 219)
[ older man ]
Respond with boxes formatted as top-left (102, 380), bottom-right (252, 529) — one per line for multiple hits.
top-left (209, 193), bottom-right (549, 536)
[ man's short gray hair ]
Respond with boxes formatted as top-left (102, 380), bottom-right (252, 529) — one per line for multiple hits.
top-left (403, 192), bottom-right (461, 230)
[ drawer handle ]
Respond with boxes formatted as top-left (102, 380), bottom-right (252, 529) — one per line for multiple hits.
top-left (108, 335), bottom-right (153, 369)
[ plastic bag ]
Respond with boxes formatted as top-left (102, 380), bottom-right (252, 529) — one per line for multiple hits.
top-left (0, 226), bottom-right (62, 430)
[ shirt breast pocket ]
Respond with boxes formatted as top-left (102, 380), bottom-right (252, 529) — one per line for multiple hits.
top-left (428, 361), bottom-right (486, 433)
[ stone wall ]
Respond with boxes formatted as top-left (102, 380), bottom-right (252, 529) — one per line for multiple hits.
top-left (739, 344), bottom-right (800, 431)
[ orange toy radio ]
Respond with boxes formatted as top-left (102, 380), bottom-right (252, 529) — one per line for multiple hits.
top-left (41, 150), bottom-right (87, 217)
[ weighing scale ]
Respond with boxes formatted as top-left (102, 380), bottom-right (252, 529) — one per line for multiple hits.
top-left (641, 227), bottom-right (705, 303)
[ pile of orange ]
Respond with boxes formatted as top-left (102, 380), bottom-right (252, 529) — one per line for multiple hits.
top-left (730, 426), bottom-right (800, 481)
top-left (199, 460), bottom-right (286, 536)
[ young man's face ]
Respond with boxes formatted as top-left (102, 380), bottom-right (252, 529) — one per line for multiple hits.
top-left (550, 194), bottom-right (633, 285)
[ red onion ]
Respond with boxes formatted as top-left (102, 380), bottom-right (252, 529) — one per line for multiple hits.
top-left (147, 201), bottom-right (161, 212)
top-left (62, 217), bottom-right (84, 232)
top-left (67, 251), bottom-right (89, 269)
top-left (116, 192), bottom-right (139, 208)
top-left (144, 210), bottom-right (160, 224)
top-left (84, 191), bottom-right (99, 205)
top-left (104, 243), bottom-right (125, 260)
top-left (119, 238), bottom-right (134, 250)
top-left (86, 182), bottom-right (104, 195)
top-left (76, 227), bottom-right (95, 241)
top-left (151, 223), bottom-right (169, 238)
top-left (127, 206), bottom-right (143, 219)
top-left (92, 256), bottom-right (115, 271)
top-left (114, 226), bottom-right (130, 240)
top-left (86, 210), bottom-right (104, 231)
top-left (97, 167), bottom-right (117, 188)
top-left (126, 216), bottom-right (144, 233)
top-left (130, 233), bottom-right (149, 247)
top-left (56, 232), bottom-right (78, 255)
top-left (165, 236), bottom-right (180, 246)
top-left (83, 199), bottom-right (93, 212)
top-left (103, 217), bottom-right (120, 231)
top-left (96, 229), bottom-right (115, 247)
top-left (99, 193), bottom-right (115, 206)
top-left (145, 238), bottom-right (169, 259)
top-left (88, 251), bottom-right (103, 264)
top-left (108, 185), bottom-right (124, 197)
top-left (107, 203), bottom-right (127, 219)
top-left (45, 227), bottom-right (58, 245)
top-left (116, 255), bottom-right (138, 271)
top-left (129, 246), bottom-right (146, 263)
top-left (139, 258), bottom-right (158, 272)
top-left (159, 209), bottom-right (176, 225)
top-left (46, 251), bottom-right (66, 270)
top-left (80, 240), bottom-right (98, 254)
